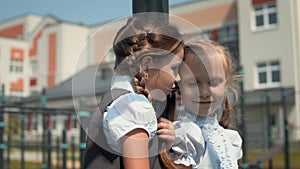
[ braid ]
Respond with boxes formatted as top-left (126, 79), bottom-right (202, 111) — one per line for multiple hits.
top-left (132, 71), bottom-right (149, 98)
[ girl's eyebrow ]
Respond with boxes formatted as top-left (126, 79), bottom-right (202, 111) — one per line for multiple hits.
top-left (210, 76), bottom-right (225, 80)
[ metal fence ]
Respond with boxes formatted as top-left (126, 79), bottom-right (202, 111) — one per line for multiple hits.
top-left (1, 84), bottom-right (300, 169)
top-left (0, 85), bottom-right (87, 169)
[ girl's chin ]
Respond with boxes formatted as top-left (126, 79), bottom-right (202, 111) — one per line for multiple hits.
top-left (197, 111), bottom-right (210, 117)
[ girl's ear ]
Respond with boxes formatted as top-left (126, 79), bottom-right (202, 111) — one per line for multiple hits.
top-left (140, 56), bottom-right (153, 70)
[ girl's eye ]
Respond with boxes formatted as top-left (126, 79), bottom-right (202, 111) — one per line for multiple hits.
top-left (209, 79), bottom-right (224, 87)
top-left (188, 81), bottom-right (198, 86)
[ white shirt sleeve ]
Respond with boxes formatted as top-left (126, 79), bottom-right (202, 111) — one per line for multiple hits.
top-left (103, 93), bottom-right (157, 153)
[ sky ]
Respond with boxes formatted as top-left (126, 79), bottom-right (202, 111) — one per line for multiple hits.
top-left (0, 0), bottom-right (193, 26)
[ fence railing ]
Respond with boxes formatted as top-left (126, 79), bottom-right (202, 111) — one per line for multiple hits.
top-left (0, 104), bottom-right (88, 169)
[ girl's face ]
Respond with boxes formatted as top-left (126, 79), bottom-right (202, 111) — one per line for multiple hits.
top-left (145, 48), bottom-right (184, 100)
top-left (179, 51), bottom-right (226, 116)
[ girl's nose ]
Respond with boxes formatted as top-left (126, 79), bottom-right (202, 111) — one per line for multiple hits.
top-left (200, 83), bottom-right (211, 97)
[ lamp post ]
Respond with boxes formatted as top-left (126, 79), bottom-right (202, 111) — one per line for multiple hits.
top-left (238, 66), bottom-right (248, 167)
top-left (41, 88), bottom-right (47, 169)
top-left (281, 88), bottom-right (290, 169)
top-left (0, 84), bottom-right (6, 169)
top-left (265, 89), bottom-right (273, 169)
top-left (78, 110), bottom-right (89, 169)
top-left (132, 0), bottom-right (168, 14)
top-left (132, 0), bottom-right (169, 23)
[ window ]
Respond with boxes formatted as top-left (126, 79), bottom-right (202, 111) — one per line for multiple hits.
top-left (256, 60), bottom-right (280, 88)
top-left (10, 48), bottom-right (24, 73)
top-left (202, 30), bottom-right (211, 40)
top-left (52, 116), bottom-right (57, 129)
top-left (9, 90), bottom-right (23, 97)
top-left (30, 59), bottom-right (38, 74)
top-left (72, 117), bottom-right (77, 129)
top-left (33, 117), bottom-right (38, 130)
top-left (218, 24), bottom-right (238, 43)
top-left (252, 2), bottom-right (277, 31)
top-left (10, 60), bottom-right (23, 73)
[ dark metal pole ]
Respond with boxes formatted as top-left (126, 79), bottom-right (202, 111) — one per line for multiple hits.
top-left (132, 0), bottom-right (169, 14)
top-left (132, 0), bottom-right (169, 23)
top-left (78, 110), bottom-right (88, 169)
top-left (281, 88), bottom-right (290, 169)
top-left (47, 130), bottom-right (52, 169)
top-left (80, 125), bottom-right (86, 169)
top-left (265, 90), bottom-right (273, 169)
top-left (20, 111), bottom-right (26, 169)
top-left (0, 84), bottom-right (6, 169)
top-left (62, 128), bottom-right (67, 169)
top-left (71, 136), bottom-right (75, 169)
top-left (56, 137), bottom-right (60, 169)
top-left (238, 66), bottom-right (247, 167)
top-left (41, 88), bottom-right (47, 169)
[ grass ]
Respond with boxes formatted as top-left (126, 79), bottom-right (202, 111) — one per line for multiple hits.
top-left (246, 149), bottom-right (300, 169)
top-left (6, 160), bottom-right (41, 169)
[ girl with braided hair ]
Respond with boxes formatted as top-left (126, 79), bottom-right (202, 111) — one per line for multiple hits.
top-left (101, 13), bottom-right (184, 169)
top-left (169, 40), bottom-right (243, 169)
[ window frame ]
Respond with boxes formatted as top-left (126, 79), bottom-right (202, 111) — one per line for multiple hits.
top-left (251, 2), bottom-right (278, 31)
top-left (10, 59), bottom-right (24, 73)
top-left (255, 60), bottom-right (281, 89)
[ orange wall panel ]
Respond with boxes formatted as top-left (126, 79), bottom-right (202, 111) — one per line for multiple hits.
top-left (10, 78), bottom-right (24, 91)
top-left (29, 31), bottom-right (43, 57)
top-left (48, 33), bottom-right (56, 87)
top-left (0, 24), bottom-right (24, 39)
top-left (10, 48), bottom-right (24, 61)
top-left (174, 3), bottom-right (237, 28)
top-left (252, 0), bottom-right (276, 5)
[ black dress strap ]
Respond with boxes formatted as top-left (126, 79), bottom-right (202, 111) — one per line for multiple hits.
top-left (83, 89), bottom-right (129, 169)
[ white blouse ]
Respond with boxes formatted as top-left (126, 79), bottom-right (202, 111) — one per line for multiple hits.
top-left (172, 110), bottom-right (243, 169)
top-left (103, 76), bottom-right (157, 154)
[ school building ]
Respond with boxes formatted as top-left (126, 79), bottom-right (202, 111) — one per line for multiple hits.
top-left (0, 0), bottom-right (299, 149)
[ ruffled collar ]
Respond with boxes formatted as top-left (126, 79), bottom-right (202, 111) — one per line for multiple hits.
top-left (177, 109), bottom-right (236, 169)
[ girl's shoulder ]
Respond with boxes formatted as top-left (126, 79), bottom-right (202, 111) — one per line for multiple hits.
top-left (223, 129), bottom-right (242, 144)
top-left (223, 128), bottom-right (243, 159)
top-left (105, 92), bottom-right (157, 125)
top-left (109, 92), bottom-right (153, 113)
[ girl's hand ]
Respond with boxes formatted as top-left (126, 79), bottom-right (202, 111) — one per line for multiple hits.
top-left (157, 117), bottom-right (175, 150)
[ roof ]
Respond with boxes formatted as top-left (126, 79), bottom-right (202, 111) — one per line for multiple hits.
top-left (19, 62), bottom-right (114, 104)
top-left (244, 87), bottom-right (295, 106)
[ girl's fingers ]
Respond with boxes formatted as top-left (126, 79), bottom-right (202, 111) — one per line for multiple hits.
top-left (157, 117), bottom-right (175, 146)
top-left (157, 118), bottom-right (174, 129)
top-left (158, 117), bottom-right (171, 123)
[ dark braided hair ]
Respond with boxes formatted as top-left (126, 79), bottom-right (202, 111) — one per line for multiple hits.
top-left (112, 15), bottom-right (184, 169)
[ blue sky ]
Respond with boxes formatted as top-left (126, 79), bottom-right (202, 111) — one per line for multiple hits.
top-left (0, 0), bottom-right (192, 25)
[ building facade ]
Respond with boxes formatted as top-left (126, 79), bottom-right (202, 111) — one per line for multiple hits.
top-left (0, 14), bottom-right (91, 98)
top-left (237, 0), bottom-right (300, 148)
